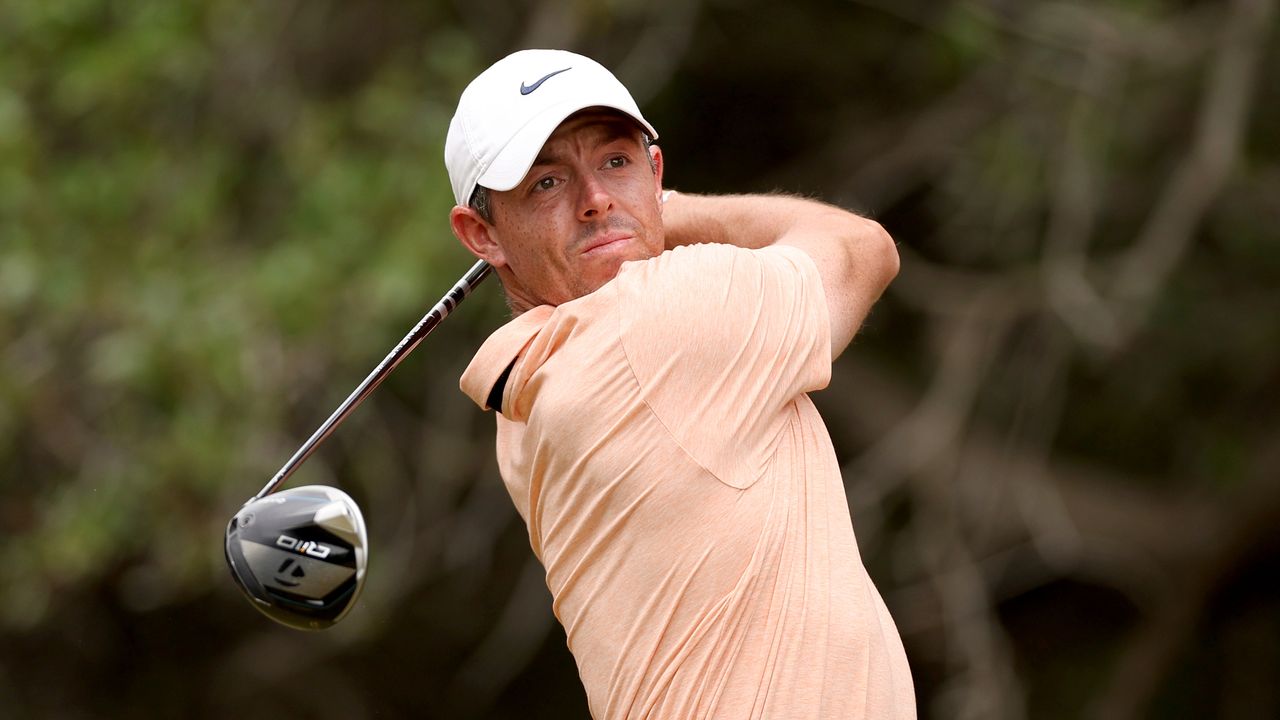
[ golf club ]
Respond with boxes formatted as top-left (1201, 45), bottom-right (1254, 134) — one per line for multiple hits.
top-left (225, 259), bottom-right (492, 630)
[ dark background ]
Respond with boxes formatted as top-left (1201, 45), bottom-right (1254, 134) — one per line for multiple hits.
top-left (2, 0), bottom-right (1278, 718)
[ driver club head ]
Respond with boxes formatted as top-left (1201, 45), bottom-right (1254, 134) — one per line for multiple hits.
top-left (224, 485), bottom-right (368, 631)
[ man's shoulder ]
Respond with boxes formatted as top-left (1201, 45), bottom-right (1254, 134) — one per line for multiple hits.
top-left (608, 243), bottom-right (817, 356)
top-left (627, 242), bottom-right (746, 273)
top-left (613, 242), bottom-right (816, 310)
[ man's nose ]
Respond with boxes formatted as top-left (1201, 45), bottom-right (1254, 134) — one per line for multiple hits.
top-left (578, 173), bottom-right (613, 220)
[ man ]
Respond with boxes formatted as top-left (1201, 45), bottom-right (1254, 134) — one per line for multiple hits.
top-left (446, 49), bottom-right (914, 719)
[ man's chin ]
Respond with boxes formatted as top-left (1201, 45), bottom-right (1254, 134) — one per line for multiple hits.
top-left (575, 252), bottom-right (648, 298)
top-left (579, 262), bottom-right (625, 296)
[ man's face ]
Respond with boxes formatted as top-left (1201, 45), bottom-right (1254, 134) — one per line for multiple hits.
top-left (453, 111), bottom-right (665, 310)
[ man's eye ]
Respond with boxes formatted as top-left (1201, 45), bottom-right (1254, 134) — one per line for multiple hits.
top-left (606, 157), bottom-right (627, 169)
top-left (535, 177), bottom-right (558, 191)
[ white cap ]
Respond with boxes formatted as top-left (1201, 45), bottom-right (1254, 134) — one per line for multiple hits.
top-left (444, 49), bottom-right (659, 207)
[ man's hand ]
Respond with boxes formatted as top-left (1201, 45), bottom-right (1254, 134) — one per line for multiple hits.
top-left (661, 192), bottom-right (899, 360)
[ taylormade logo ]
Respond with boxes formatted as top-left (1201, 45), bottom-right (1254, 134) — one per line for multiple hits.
top-left (276, 534), bottom-right (332, 559)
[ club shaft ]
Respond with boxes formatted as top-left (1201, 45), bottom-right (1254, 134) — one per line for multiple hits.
top-left (252, 259), bottom-right (493, 501)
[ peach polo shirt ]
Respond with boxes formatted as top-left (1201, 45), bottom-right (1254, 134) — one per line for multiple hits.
top-left (460, 243), bottom-right (915, 719)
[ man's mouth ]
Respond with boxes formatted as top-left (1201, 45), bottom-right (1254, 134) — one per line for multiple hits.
top-left (580, 233), bottom-right (633, 255)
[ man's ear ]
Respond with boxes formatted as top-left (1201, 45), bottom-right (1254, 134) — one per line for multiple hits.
top-left (649, 144), bottom-right (665, 201)
top-left (450, 206), bottom-right (506, 267)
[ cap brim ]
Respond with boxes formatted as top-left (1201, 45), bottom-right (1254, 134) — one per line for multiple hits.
top-left (477, 100), bottom-right (658, 193)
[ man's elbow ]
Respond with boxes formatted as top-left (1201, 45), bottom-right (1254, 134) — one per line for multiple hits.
top-left (819, 214), bottom-right (898, 359)
top-left (841, 215), bottom-right (898, 298)
top-left (867, 218), bottom-right (899, 293)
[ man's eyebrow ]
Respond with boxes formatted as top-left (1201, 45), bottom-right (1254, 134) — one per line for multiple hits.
top-left (531, 150), bottom-right (561, 167)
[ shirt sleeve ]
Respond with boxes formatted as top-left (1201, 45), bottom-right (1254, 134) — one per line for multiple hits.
top-left (614, 242), bottom-right (832, 489)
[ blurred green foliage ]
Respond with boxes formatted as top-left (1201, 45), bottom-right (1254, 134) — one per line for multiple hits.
top-left (0, 0), bottom-right (489, 630)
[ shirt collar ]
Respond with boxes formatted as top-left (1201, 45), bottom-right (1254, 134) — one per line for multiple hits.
top-left (459, 305), bottom-right (554, 411)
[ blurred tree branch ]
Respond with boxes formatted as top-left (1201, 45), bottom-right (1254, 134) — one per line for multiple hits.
top-left (1107, 0), bottom-right (1274, 347)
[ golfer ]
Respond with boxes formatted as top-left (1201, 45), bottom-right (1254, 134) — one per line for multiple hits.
top-left (447, 49), bottom-right (914, 719)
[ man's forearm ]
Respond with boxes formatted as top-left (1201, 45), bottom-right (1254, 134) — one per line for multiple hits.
top-left (662, 191), bottom-right (807, 251)
top-left (659, 190), bottom-right (899, 359)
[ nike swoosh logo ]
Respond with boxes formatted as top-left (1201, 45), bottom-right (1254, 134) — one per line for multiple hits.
top-left (520, 67), bottom-right (571, 95)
